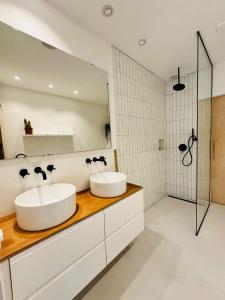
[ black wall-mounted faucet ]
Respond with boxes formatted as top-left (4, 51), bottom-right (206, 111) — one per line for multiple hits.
top-left (19, 169), bottom-right (30, 178)
top-left (93, 156), bottom-right (107, 166)
top-left (86, 156), bottom-right (107, 166)
top-left (86, 158), bottom-right (92, 164)
top-left (34, 167), bottom-right (47, 180)
top-left (47, 164), bottom-right (56, 172)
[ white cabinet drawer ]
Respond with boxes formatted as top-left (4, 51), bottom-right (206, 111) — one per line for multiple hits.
top-left (0, 260), bottom-right (12, 300)
top-left (28, 242), bottom-right (106, 300)
top-left (105, 212), bottom-right (144, 264)
top-left (10, 212), bottom-right (104, 300)
top-left (104, 190), bottom-right (143, 237)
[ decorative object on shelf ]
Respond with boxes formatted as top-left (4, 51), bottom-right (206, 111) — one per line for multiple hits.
top-left (24, 119), bottom-right (33, 135)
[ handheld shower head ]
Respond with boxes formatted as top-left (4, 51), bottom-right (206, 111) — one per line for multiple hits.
top-left (192, 128), bottom-right (198, 141)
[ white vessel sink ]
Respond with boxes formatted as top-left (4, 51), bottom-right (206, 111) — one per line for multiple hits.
top-left (90, 172), bottom-right (127, 198)
top-left (15, 183), bottom-right (76, 231)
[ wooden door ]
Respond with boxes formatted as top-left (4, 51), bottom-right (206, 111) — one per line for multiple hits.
top-left (211, 95), bottom-right (225, 204)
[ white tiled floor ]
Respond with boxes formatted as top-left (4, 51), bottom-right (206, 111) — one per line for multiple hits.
top-left (76, 197), bottom-right (225, 300)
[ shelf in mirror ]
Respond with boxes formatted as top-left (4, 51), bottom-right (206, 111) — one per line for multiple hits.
top-left (22, 134), bottom-right (74, 137)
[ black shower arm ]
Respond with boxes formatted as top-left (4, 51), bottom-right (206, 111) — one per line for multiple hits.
top-left (178, 67), bottom-right (180, 84)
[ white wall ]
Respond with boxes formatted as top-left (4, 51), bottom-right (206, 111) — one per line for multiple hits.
top-left (0, 0), bottom-right (115, 218)
top-left (0, 0), bottom-right (110, 71)
top-left (0, 84), bottom-right (108, 158)
top-left (0, 149), bottom-right (115, 218)
top-left (213, 60), bottom-right (225, 97)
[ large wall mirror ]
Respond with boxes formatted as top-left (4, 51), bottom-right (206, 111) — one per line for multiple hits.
top-left (0, 23), bottom-right (111, 160)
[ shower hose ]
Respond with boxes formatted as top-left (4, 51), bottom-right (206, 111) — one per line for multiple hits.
top-left (182, 135), bottom-right (197, 167)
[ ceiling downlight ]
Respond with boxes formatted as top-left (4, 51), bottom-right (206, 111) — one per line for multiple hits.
top-left (102, 5), bottom-right (114, 17)
top-left (138, 39), bottom-right (147, 46)
top-left (216, 21), bottom-right (225, 32)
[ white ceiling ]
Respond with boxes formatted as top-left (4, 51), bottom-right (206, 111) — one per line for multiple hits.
top-left (0, 23), bottom-right (108, 105)
top-left (46, 0), bottom-right (225, 81)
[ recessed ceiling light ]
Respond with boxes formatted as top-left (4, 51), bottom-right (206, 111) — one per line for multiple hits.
top-left (216, 21), bottom-right (225, 32)
top-left (138, 39), bottom-right (147, 46)
top-left (74, 90), bottom-right (78, 95)
top-left (14, 75), bottom-right (20, 81)
top-left (48, 84), bottom-right (53, 88)
top-left (102, 5), bottom-right (114, 17)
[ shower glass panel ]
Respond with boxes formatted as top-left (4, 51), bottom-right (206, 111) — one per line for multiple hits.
top-left (196, 32), bottom-right (213, 235)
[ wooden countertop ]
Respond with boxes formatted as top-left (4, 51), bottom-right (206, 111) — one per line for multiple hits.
top-left (0, 183), bottom-right (142, 262)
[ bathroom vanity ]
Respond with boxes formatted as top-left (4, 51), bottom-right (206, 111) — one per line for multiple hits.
top-left (0, 184), bottom-right (144, 300)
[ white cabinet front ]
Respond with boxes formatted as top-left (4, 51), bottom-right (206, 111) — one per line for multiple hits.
top-left (28, 242), bottom-right (106, 300)
top-left (10, 212), bottom-right (104, 300)
top-left (8, 190), bottom-right (144, 300)
top-left (104, 190), bottom-right (144, 237)
top-left (105, 212), bottom-right (144, 264)
top-left (0, 260), bottom-right (13, 300)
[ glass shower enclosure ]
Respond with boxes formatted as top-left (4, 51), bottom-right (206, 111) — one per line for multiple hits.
top-left (195, 31), bottom-right (213, 235)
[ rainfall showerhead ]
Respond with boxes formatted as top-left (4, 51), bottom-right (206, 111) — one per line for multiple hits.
top-left (173, 82), bottom-right (185, 91)
top-left (173, 67), bottom-right (185, 91)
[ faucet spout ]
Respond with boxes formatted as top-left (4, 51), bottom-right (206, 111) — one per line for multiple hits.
top-left (34, 167), bottom-right (47, 180)
top-left (93, 156), bottom-right (107, 166)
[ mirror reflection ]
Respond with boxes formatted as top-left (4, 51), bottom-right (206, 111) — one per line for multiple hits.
top-left (0, 23), bottom-right (110, 160)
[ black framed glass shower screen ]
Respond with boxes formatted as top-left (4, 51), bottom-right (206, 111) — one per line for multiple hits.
top-left (196, 31), bottom-right (213, 236)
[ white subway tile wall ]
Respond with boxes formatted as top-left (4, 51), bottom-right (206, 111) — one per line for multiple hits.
top-left (112, 47), bottom-right (167, 210)
top-left (166, 73), bottom-right (197, 201)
